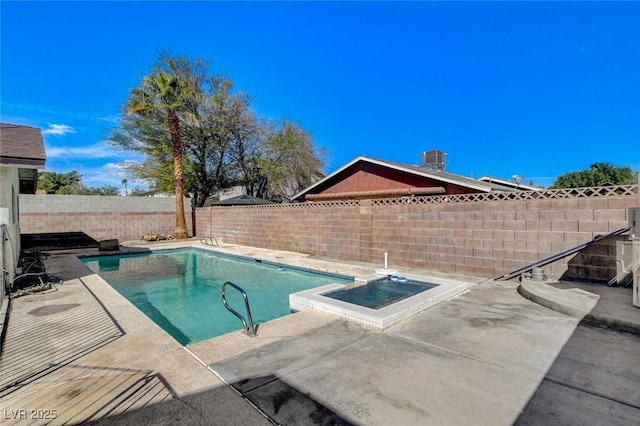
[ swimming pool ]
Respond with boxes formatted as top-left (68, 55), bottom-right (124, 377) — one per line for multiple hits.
top-left (82, 248), bottom-right (352, 344)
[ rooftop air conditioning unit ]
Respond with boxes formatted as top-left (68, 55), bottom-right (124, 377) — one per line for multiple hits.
top-left (421, 150), bottom-right (446, 171)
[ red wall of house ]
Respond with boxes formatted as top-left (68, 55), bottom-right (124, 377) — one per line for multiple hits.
top-left (320, 163), bottom-right (481, 196)
top-left (324, 169), bottom-right (415, 193)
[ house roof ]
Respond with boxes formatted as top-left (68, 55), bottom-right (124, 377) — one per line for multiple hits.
top-left (477, 175), bottom-right (542, 191)
top-left (291, 156), bottom-right (496, 201)
top-left (0, 123), bottom-right (46, 168)
top-left (211, 194), bottom-right (276, 206)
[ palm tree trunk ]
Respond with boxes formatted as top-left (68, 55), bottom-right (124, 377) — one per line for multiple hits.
top-left (168, 109), bottom-right (189, 239)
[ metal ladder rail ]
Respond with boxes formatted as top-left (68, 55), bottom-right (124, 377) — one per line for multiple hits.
top-left (494, 227), bottom-right (630, 281)
top-left (221, 281), bottom-right (258, 337)
top-left (201, 236), bottom-right (219, 247)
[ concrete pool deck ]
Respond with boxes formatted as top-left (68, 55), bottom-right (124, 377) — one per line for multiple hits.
top-left (0, 239), bottom-right (638, 425)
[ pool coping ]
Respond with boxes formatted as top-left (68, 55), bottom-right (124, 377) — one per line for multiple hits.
top-left (290, 274), bottom-right (469, 329)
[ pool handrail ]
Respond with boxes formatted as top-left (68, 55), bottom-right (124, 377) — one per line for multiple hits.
top-left (201, 236), bottom-right (219, 247)
top-left (494, 226), bottom-right (630, 281)
top-left (221, 281), bottom-right (258, 337)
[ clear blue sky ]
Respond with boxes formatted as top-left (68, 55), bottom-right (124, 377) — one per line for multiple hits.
top-left (2, 1), bottom-right (639, 191)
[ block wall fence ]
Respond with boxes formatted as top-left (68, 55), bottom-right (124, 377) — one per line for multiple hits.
top-left (16, 187), bottom-right (639, 282)
top-left (19, 194), bottom-right (193, 242)
top-left (196, 188), bottom-right (639, 281)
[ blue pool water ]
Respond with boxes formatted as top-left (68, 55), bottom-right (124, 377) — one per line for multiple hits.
top-left (323, 278), bottom-right (438, 310)
top-left (82, 248), bottom-right (352, 344)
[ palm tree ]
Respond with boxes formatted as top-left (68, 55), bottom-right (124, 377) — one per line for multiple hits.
top-left (121, 178), bottom-right (128, 196)
top-left (125, 62), bottom-right (190, 239)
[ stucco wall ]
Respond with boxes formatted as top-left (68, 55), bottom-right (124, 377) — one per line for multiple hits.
top-left (19, 194), bottom-right (193, 242)
top-left (1, 167), bottom-right (21, 304)
top-left (196, 191), bottom-right (639, 281)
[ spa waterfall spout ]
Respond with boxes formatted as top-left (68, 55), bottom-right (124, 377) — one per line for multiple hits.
top-left (375, 252), bottom-right (397, 276)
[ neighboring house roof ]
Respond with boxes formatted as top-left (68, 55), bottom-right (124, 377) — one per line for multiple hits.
top-left (211, 194), bottom-right (276, 206)
top-left (0, 123), bottom-right (46, 168)
top-left (292, 156), bottom-right (498, 202)
top-left (477, 175), bottom-right (542, 191)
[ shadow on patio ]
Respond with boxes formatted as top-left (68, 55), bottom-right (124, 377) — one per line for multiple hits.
top-left (0, 277), bottom-right (176, 424)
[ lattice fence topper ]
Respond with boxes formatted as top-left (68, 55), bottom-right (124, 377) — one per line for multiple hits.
top-left (202, 184), bottom-right (638, 210)
top-left (206, 199), bottom-right (362, 209)
top-left (371, 184), bottom-right (639, 206)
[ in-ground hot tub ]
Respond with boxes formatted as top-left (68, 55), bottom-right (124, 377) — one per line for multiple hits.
top-left (323, 277), bottom-right (438, 309)
top-left (290, 274), bottom-right (469, 329)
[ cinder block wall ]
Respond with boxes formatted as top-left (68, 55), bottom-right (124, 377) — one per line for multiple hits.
top-left (19, 194), bottom-right (193, 242)
top-left (196, 195), bottom-right (639, 281)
